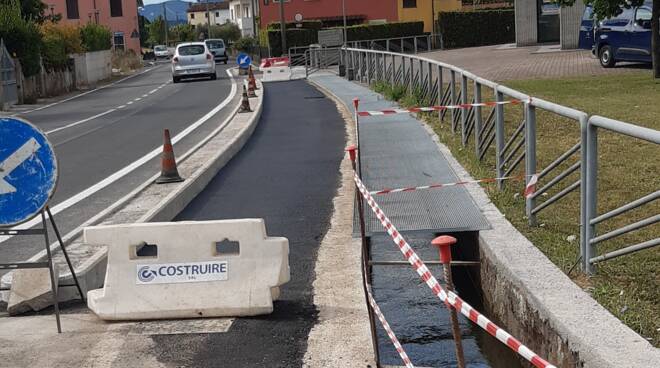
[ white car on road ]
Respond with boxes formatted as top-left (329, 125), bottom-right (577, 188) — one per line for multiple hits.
top-left (154, 45), bottom-right (170, 59)
top-left (171, 42), bottom-right (217, 83)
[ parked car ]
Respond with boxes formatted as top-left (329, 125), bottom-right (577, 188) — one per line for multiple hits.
top-left (593, 1), bottom-right (653, 68)
top-left (154, 45), bottom-right (170, 60)
top-left (171, 42), bottom-right (217, 83)
top-left (205, 39), bottom-right (228, 64)
top-left (578, 5), bottom-right (595, 50)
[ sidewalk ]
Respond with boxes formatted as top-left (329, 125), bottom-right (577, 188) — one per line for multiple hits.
top-left (422, 44), bottom-right (650, 81)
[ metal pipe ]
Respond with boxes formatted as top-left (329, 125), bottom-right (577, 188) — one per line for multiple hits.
top-left (501, 119), bottom-right (526, 158)
top-left (474, 82), bottom-right (483, 156)
top-left (370, 260), bottom-right (480, 266)
top-left (590, 116), bottom-right (660, 144)
top-left (590, 214), bottom-right (660, 245)
top-left (530, 161), bottom-right (581, 200)
top-left (591, 190), bottom-right (660, 225)
top-left (460, 74), bottom-right (468, 146)
top-left (532, 180), bottom-right (581, 215)
top-left (590, 238), bottom-right (660, 264)
top-left (47, 206), bottom-right (85, 302)
top-left (525, 103), bottom-right (537, 225)
top-left (503, 151), bottom-right (525, 178)
top-left (432, 236), bottom-right (466, 368)
top-left (538, 142), bottom-right (581, 180)
top-left (450, 71), bottom-right (456, 132)
top-left (502, 133), bottom-right (525, 167)
top-left (41, 212), bottom-right (61, 333)
top-left (584, 123), bottom-right (598, 274)
top-left (341, 0), bottom-right (347, 46)
top-left (495, 91), bottom-right (505, 189)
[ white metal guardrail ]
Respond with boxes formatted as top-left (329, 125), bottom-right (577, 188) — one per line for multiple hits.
top-left (325, 47), bottom-right (659, 274)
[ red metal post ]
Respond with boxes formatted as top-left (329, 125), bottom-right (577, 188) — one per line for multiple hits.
top-left (432, 235), bottom-right (466, 368)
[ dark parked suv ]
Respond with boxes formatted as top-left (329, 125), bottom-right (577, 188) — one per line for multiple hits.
top-left (593, 1), bottom-right (653, 68)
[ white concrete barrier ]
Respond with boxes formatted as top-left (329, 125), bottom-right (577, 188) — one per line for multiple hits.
top-left (84, 219), bottom-right (289, 321)
top-left (260, 57), bottom-right (292, 82)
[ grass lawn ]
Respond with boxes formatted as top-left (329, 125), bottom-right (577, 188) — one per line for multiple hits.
top-left (375, 70), bottom-right (659, 346)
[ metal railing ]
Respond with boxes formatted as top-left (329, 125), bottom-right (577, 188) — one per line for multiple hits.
top-left (0, 38), bottom-right (18, 108)
top-left (326, 47), bottom-right (659, 274)
top-left (346, 34), bottom-right (438, 54)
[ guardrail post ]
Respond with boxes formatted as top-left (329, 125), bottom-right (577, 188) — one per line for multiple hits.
top-left (390, 54), bottom-right (395, 84)
top-left (495, 90), bottom-right (505, 189)
top-left (366, 52), bottom-right (371, 85)
top-left (401, 57), bottom-right (408, 92)
top-left (437, 64), bottom-right (443, 124)
top-left (474, 81), bottom-right (483, 156)
top-left (428, 62), bottom-right (434, 104)
top-left (414, 37), bottom-right (418, 54)
top-left (408, 57), bottom-right (413, 92)
top-left (432, 236), bottom-right (466, 368)
top-left (450, 70), bottom-right (457, 132)
top-left (418, 58), bottom-right (424, 93)
top-left (584, 122), bottom-right (598, 274)
top-left (525, 102), bottom-right (537, 226)
top-left (579, 115), bottom-right (588, 273)
top-left (401, 38), bottom-right (404, 53)
top-left (460, 74), bottom-right (468, 146)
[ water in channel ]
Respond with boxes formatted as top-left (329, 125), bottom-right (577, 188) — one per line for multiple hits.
top-left (370, 232), bottom-right (525, 368)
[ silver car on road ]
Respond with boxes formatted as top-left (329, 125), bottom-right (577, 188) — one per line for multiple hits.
top-left (171, 42), bottom-right (217, 83)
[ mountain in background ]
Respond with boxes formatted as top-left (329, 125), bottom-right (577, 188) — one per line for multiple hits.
top-left (140, 0), bottom-right (227, 24)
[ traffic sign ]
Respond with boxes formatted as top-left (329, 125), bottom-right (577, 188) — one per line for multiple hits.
top-left (0, 117), bottom-right (58, 227)
top-left (237, 53), bottom-right (251, 69)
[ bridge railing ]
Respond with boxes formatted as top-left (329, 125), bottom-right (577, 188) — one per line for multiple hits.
top-left (333, 47), bottom-right (658, 274)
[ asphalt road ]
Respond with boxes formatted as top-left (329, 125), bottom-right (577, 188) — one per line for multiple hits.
top-left (0, 62), bottom-right (239, 265)
top-left (154, 80), bottom-right (346, 367)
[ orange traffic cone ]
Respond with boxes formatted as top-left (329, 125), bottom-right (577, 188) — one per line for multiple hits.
top-left (248, 65), bottom-right (258, 90)
top-left (155, 129), bottom-right (184, 184)
top-left (239, 86), bottom-right (252, 113)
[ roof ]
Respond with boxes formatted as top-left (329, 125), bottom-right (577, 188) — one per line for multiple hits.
top-left (187, 2), bottom-right (229, 12)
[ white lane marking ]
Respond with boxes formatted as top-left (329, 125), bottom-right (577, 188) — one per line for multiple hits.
top-left (0, 138), bottom-right (41, 194)
top-left (14, 67), bottom-right (157, 116)
top-left (117, 105), bottom-right (126, 109)
top-left (127, 101), bottom-right (134, 105)
top-left (0, 69), bottom-right (237, 244)
top-left (142, 94), bottom-right (148, 98)
top-left (46, 109), bottom-right (117, 135)
top-left (149, 89), bottom-right (157, 94)
top-left (135, 97), bottom-right (142, 101)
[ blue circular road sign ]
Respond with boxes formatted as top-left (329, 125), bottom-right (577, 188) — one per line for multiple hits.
top-left (0, 117), bottom-right (58, 227)
top-left (237, 53), bottom-right (251, 69)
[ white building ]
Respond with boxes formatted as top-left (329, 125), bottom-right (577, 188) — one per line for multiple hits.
top-left (229, 0), bottom-right (256, 37)
top-left (187, 2), bottom-right (230, 27)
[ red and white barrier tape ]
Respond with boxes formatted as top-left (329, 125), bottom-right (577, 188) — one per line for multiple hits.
top-left (370, 174), bottom-right (531, 196)
top-left (365, 284), bottom-right (415, 368)
top-left (357, 98), bottom-right (531, 117)
top-left (354, 173), bottom-right (556, 368)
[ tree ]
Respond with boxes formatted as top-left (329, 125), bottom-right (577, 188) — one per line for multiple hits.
top-left (559, 0), bottom-right (660, 79)
top-left (147, 16), bottom-right (166, 45)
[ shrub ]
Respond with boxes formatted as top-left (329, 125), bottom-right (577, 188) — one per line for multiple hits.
top-left (0, 0), bottom-right (42, 77)
top-left (267, 28), bottom-right (317, 56)
top-left (197, 23), bottom-right (241, 43)
top-left (40, 23), bottom-right (83, 70)
top-left (233, 36), bottom-right (258, 52)
top-left (80, 23), bottom-right (112, 51)
top-left (438, 10), bottom-right (515, 49)
top-left (268, 20), bottom-right (323, 31)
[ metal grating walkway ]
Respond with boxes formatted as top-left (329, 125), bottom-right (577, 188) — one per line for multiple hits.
top-left (310, 73), bottom-right (490, 236)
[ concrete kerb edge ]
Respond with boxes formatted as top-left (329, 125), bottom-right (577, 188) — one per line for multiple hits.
top-left (416, 124), bottom-right (660, 367)
top-left (314, 75), bottom-right (659, 367)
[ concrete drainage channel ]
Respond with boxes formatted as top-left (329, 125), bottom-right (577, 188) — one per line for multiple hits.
top-left (1, 70), bottom-right (264, 305)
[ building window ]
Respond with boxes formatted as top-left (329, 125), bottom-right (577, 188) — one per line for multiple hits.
top-left (109, 0), bottom-right (122, 17)
top-left (190, 13), bottom-right (195, 19)
top-left (215, 11), bottom-right (219, 17)
top-left (402, 0), bottom-right (416, 8)
top-left (113, 32), bottom-right (125, 51)
top-left (66, 0), bottom-right (79, 19)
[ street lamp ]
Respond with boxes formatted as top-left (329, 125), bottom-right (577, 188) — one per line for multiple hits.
top-left (341, 0), bottom-right (347, 45)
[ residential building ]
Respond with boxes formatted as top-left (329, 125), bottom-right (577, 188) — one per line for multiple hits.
top-left (229, 0), bottom-right (258, 37)
top-left (50, 0), bottom-right (141, 54)
top-left (515, 0), bottom-right (586, 49)
top-left (398, 0), bottom-right (462, 33)
top-left (258, 0), bottom-right (398, 29)
top-left (187, 2), bottom-right (231, 27)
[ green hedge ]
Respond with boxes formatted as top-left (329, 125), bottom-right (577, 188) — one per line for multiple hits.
top-left (268, 20), bottom-right (323, 31)
top-left (438, 10), bottom-right (514, 49)
top-left (268, 21), bottom-right (425, 56)
top-left (0, 0), bottom-right (42, 77)
top-left (80, 23), bottom-right (112, 52)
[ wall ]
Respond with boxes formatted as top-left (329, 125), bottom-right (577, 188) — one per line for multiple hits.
top-left (15, 60), bottom-right (75, 103)
top-left (515, 0), bottom-right (538, 46)
top-left (188, 9), bottom-right (231, 26)
top-left (398, 0), bottom-right (462, 33)
top-left (560, 0), bottom-right (585, 49)
top-left (50, 0), bottom-right (141, 54)
top-left (72, 50), bottom-right (112, 88)
top-left (259, 0), bottom-right (398, 29)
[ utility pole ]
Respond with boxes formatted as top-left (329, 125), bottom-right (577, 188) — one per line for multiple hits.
top-left (206, 0), bottom-right (212, 38)
top-left (162, 2), bottom-right (169, 46)
top-left (341, 0), bottom-right (347, 45)
top-left (279, 0), bottom-right (286, 56)
top-left (431, 0), bottom-right (436, 49)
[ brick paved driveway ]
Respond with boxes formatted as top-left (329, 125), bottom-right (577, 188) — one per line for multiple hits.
top-left (423, 44), bottom-right (650, 81)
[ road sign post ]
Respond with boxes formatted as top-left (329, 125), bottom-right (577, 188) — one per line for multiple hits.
top-left (0, 117), bottom-right (83, 333)
top-left (237, 53), bottom-right (251, 75)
